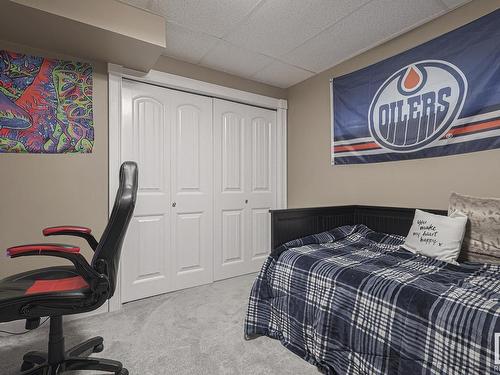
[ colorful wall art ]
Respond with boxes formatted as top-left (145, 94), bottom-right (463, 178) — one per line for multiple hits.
top-left (0, 50), bottom-right (93, 153)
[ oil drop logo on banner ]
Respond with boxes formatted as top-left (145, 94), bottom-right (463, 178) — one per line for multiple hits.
top-left (368, 60), bottom-right (467, 152)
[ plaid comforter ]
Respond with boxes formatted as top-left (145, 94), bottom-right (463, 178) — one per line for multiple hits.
top-left (244, 225), bottom-right (500, 375)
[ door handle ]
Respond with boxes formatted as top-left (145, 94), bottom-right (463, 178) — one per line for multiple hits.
top-left (172, 202), bottom-right (176, 207)
top-left (245, 199), bottom-right (248, 204)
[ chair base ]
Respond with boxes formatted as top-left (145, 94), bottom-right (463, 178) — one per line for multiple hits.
top-left (19, 316), bottom-right (127, 375)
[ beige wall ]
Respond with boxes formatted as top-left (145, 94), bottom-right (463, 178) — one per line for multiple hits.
top-left (0, 44), bottom-right (285, 278)
top-left (0, 40), bottom-right (109, 278)
top-left (287, 0), bottom-right (500, 210)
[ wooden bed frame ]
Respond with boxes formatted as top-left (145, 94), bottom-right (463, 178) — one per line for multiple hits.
top-left (270, 205), bottom-right (447, 250)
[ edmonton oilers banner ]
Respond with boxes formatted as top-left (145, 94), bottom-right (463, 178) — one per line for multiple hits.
top-left (331, 9), bottom-right (500, 165)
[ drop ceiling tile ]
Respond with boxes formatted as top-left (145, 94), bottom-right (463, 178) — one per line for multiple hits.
top-left (225, 0), bottom-right (370, 58)
top-left (154, 0), bottom-right (263, 38)
top-left (199, 40), bottom-right (274, 78)
top-left (283, 0), bottom-right (447, 73)
top-left (252, 60), bottom-right (314, 88)
top-left (440, 0), bottom-right (472, 9)
top-left (120, 0), bottom-right (163, 14)
top-left (162, 22), bottom-right (220, 63)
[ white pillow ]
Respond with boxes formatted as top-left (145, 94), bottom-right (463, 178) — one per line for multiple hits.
top-left (403, 209), bottom-right (467, 264)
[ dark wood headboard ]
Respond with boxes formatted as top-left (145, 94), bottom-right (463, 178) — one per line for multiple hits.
top-left (270, 205), bottom-right (447, 250)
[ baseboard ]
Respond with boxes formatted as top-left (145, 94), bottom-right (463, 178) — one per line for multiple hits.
top-left (0, 301), bottom-right (109, 335)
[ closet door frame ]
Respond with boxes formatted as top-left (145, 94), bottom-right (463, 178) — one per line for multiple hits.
top-left (108, 63), bottom-right (287, 312)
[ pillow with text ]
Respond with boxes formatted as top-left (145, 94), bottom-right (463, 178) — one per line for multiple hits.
top-left (403, 209), bottom-right (467, 264)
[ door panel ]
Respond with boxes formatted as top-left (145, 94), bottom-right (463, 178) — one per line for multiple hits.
top-left (252, 117), bottom-right (271, 192)
top-left (135, 216), bottom-right (164, 278)
top-left (136, 98), bottom-right (164, 191)
top-left (247, 113), bottom-right (275, 271)
top-left (177, 105), bottom-right (201, 190)
top-left (222, 209), bottom-right (244, 264)
top-left (169, 91), bottom-right (213, 290)
top-left (121, 80), bottom-right (213, 302)
top-left (222, 112), bottom-right (244, 192)
top-left (251, 208), bottom-right (271, 260)
top-left (176, 212), bottom-right (202, 272)
top-left (121, 81), bottom-right (171, 303)
top-left (121, 216), bottom-right (169, 302)
top-left (213, 99), bottom-right (276, 280)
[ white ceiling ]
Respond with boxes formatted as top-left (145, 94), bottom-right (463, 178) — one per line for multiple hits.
top-left (122, 0), bottom-right (471, 88)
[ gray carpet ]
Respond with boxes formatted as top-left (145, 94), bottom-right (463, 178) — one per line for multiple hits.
top-left (1, 273), bottom-right (317, 374)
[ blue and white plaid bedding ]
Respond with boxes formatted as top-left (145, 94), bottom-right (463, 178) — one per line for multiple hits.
top-left (244, 225), bottom-right (500, 375)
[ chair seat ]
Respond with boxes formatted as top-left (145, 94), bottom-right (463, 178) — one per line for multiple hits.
top-left (0, 266), bottom-right (90, 301)
top-left (0, 266), bottom-right (91, 322)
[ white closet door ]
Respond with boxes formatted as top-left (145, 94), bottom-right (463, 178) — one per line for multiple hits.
top-left (121, 81), bottom-right (172, 303)
top-left (168, 90), bottom-right (213, 291)
top-left (213, 99), bottom-right (276, 280)
top-left (120, 80), bottom-right (213, 302)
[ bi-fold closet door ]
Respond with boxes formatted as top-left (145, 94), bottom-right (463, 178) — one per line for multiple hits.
top-left (213, 99), bottom-right (276, 281)
top-left (120, 80), bottom-right (276, 303)
top-left (121, 80), bottom-right (213, 303)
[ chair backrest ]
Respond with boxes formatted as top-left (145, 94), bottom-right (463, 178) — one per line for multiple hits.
top-left (92, 161), bottom-right (138, 297)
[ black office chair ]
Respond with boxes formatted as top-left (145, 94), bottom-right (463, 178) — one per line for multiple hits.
top-left (0, 161), bottom-right (138, 375)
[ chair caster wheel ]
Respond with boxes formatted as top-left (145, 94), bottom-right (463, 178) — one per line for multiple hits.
top-left (21, 361), bottom-right (35, 371)
top-left (117, 369), bottom-right (129, 375)
top-left (93, 343), bottom-right (104, 353)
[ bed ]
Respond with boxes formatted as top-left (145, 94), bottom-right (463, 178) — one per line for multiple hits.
top-left (244, 205), bottom-right (500, 375)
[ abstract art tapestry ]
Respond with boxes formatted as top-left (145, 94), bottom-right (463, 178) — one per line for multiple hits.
top-left (0, 50), bottom-right (93, 153)
top-left (331, 9), bottom-right (500, 165)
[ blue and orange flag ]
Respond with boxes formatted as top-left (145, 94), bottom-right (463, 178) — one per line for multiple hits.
top-left (332, 9), bottom-right (500, 165)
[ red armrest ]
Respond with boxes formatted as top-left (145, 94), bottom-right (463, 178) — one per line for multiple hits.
top-left (7, 244), bottom-right (80, 257)
top-left (42, 225), bottom-right (98, 251)
top-left (43, 226), bottom-right (92, 236)
top-left (5, 244), bottom-right (104, 293)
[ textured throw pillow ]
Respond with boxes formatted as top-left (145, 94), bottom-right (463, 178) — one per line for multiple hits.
top-left (448, 192), bottom-right (500, 263)
top-left (403, 209), bottom-right (467, 264)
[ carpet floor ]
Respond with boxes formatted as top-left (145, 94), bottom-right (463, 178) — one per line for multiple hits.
top-left (1, 273), bottom-right (317, 374)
